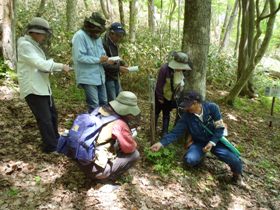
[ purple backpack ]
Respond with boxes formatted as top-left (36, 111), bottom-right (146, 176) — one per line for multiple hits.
top-left (57, 107), bottom-right (119, 165)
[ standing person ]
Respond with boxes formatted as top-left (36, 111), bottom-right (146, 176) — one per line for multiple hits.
top-left (102, 22), bottom-right (128, 102)
top-left (151, 91), bottom-right (245, 186)
top-left (72, 12), bottom-right (112, 112)
top-left (155, 51), bottom-right (192, 135)
top-left (17, 17), bottom-right (70, 153)
top-left (79, 91), bottom-right (141, 181)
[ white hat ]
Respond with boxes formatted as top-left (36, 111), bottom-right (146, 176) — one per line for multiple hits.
top-left (109, 91), bottom-right (140, 116)
top-left (27, 17), bottom-right (51, 34)
top-left (168, 52), bottom-right (192, 70)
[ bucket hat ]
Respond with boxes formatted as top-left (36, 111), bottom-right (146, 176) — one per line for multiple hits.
top-left (168, 52), bottom-right (192, 70)
top-left (109, 91), bottom-right (140, 116)
top-left (84, 12), bottom-right (106, 31)
top-left (27, 17), bottom-right (51, 34)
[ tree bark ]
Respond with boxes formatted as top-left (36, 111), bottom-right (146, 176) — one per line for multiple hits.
top-left (234, 0), bottom-right (242, 57)
top-left (219, 0), bottom-right (239, 52)
top-left (0, 0), bottom-right (16, 70)
top-left (36, 0), bottom-right (46, 17)
top-left (168, 0), bottom-right (176, 42)
top-left (100, 0), bottom-right (110, 20)
top-left (219, 1), bottom-right (232, 45)
top-left (225, 0), bottom-right (278, 105)
top-left (66, 0), bottom-right (76, 32)
top-left (129, 0), bottom-right (137, 42)
top-left (182, 0), bottom-right (211, 99)
top-left (118, 0), bottom-right (125, 26)
top-left (148, 0), bottom-right (155, 34)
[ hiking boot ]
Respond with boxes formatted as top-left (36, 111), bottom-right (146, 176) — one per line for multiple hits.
top-left (232, 174), bottom-right (248, 189)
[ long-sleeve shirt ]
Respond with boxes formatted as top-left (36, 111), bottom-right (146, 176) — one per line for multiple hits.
top-left (160, 102), bottom-right (225, 146)
top-left (17, 35), bottom-right (64, 99)
top-left (72, 29), bottom-right (106, 86)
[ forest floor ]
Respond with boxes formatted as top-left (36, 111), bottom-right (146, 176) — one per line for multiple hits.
top-left (0, 81), bottom-right (280, 210)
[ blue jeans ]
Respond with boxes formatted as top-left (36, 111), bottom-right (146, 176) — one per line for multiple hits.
top-left (80, 84), bottom-right (107, 112)
top-left (184, 141), bottom-right (243, 174)
top-left (105, 79), bottom-right (121, 102)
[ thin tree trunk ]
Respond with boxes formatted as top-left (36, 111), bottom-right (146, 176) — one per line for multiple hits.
top-left (234, 0), bottom-right (242, 57)
top-left (177, 0), bottom-right (181, 38)
top-left (168, 0), bottom-right (176, 43)
top-left (118, 0), bottom-right (125, 26)
top-left (182, 0), bottom-right (211, 99)
top-left (100, 0), bottom-right (110, 20)
top-left (219, 1), bottom-right (232, 44)
top-left (0, 0), bottom-right (16, 70)
top-left (129, 0), bottom-right (137, 42)
top-left (66, 0), bottom-right (76, 32)
top-left (225, 0), bottom-right (278, 104)
top-left (148, 0), bottom-right (155, 34)
top-left (36, 0), bottom-right (46, 17)
top-left (219, 0), bottom-right (239, 52)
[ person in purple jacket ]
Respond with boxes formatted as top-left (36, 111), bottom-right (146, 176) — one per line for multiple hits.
top-left (155, 51), bottom-right (192, 135)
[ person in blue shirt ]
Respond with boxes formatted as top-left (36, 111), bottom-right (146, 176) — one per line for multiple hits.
top-left (72, 12), bottom-right (113, 112)
top-left (151, 91), bottom-right (245, 186)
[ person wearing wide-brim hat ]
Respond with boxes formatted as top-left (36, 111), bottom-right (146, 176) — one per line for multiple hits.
top-left (72, 12), bottom-right (114, 113)
top-left (155, 51), bottom-right (192, 136)
top-left (102, 22), bottom-right (128, 102)
top-left (79, 91), bottom-right (141, 181)
top-left (17, 17), bottom-right (70, 153)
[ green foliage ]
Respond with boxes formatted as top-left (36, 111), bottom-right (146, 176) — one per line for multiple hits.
top-left (207, 46), bottom-right (237, 89)
top-left (144, 145), bottom-right (178, 176)
top-left (0, 58), bottom-right (10, 79)
top-left (6, 187), bottom-right (19, 196)
top-left (34, 176), bottom-right (41, 185)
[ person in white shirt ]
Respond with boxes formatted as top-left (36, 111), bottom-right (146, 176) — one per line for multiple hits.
top-left (17, 17), bottom-right (70, 153)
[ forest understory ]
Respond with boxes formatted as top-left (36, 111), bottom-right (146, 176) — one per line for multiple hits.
top-left (0, 83), bottom-right (280, 210)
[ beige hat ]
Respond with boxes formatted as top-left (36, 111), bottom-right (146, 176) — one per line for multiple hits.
top-left (27, 17), bottom-right (51, 34)
top-left (168, 52), bottom-right (192, 70)
top-left (109, 91), bottom-right (140, 116)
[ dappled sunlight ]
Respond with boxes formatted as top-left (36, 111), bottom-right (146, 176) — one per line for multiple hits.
top-left (226, 113), bottom-right (238, 121)
top-left (227, 194), bottom-right (253, 210)
top-left (0, 85), bottom-right (18, 101)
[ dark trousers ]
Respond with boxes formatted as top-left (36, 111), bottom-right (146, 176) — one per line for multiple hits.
top-left (25, 94), bottom-right (59, 152)
top-left (80, 150), bottom-right (140, 181)
top-left (155, 95), bottom-right (177, 134)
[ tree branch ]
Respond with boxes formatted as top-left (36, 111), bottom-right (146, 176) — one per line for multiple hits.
top-left (258, 2), bottom-right (280, 21)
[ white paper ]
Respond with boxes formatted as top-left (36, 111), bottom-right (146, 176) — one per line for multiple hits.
top-left (128, 66), bottom-right (139, 72)
top-left (108, 56), bottom-right (121, 61)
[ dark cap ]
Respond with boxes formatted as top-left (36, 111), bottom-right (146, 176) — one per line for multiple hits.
top-left (84, 12), bottom-right (106, 30)
top-left (179, 91), bottom-right (202, 108)
top-left (110, 22), bottom-right (125, 34)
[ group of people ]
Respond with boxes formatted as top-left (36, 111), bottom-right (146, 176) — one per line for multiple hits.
top-left (17, 12), bottom-right (245, 186)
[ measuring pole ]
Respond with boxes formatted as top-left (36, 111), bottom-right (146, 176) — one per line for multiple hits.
top-left (148, 75), bottom-right (156, 145)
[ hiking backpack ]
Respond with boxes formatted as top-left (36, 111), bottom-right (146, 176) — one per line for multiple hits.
top-left (56, 107), bottom-right (119, 165)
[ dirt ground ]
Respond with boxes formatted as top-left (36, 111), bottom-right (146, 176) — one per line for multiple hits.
top-left (0, 84), bottom-right (280, 210)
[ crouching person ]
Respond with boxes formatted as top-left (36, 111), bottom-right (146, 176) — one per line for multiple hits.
top-left (79, 91), bottom-right (140, 182)
top-left (151, 91), bottom-right (246, 187)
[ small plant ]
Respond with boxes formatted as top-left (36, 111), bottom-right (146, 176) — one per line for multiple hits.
top-left (7, 187), bottom-right (19, 196)
top-left (144, 145), bottom-right (178, 176)
top-left (34, 176), bottom-right (41, 185)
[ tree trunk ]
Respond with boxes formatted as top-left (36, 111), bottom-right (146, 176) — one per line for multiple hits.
top-left (225, 0), bottom-right (278, 105)
top-left (219, 1), bottom-right (232, 45)
top-left (148, 0), bottom-right (155, 34)
top-left (0, 0), bottom-right (16, 70)
top-left (177, 0), bottom-right (181, 38)
top-left (66, 0), bottom-right (76, 32)
top-left (219, 0), bottom-right (239, 52)
top-left (182, 0), bottom-right (211, 99)
top-left (168, 0), bottom-right (176, 43)
top-left (36, 0), bottom-right (46, 17)
top-left (129, 0), bottom-right (137, 42)
top-left (118, 0), bottom-right (125, 26)
top-left (234, 0), bottom-right (241, 57)
top-left (100, 0), bottom-right (110, 20)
